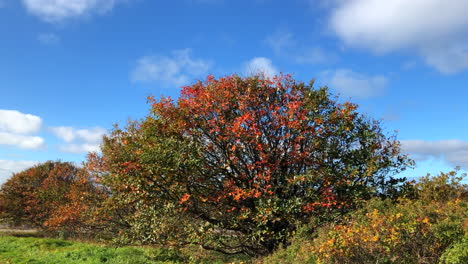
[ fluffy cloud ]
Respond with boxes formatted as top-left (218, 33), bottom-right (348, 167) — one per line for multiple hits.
top-left (0, 132), bottom-right (44, 149)
top-left (401, 139), bottom-right (468, 168)
top-left (132, 49), bottom-right (212, 87)
top-left (51, 126), bottom-right (106, 154)
top-left (0, 160), bottom-right (39, 184)
top-left (0, 110), bottom-right (44, 149)
top-left (243, 57), bottom-right (278, 78)
top-left (0, 110), bottom-right (42, 134)
top-left (265, 30), bottom-right (337, 64)
top-left (22, 0), bottom-right (124, 23)
top-left (320, 69), bottom-right (388, 98)
top-left (38, 33), bottom-right (60, 45)
top-left (329, 0), bottom-right (468, 74)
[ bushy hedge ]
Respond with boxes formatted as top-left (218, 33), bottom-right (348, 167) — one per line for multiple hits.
top-left (263, 171), bottom-right (467, 264)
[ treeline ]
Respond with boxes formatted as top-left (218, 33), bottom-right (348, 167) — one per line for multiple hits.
top-left (0, 74), bottom-right (466, 263)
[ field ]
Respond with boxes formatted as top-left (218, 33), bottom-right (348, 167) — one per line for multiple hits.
top-left (0, 232), bottom-right (249, 264)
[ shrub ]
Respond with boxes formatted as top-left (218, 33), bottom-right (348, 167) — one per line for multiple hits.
top-left (0, 161), bottom-right (79, 228)
top-left (310, 171), bottom-right (467, 264)
top-left (0, 160), bottom-right (106, 239)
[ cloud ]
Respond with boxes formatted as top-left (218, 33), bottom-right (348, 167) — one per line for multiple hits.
top-left (59, 143), bottom-right (101, 154)
top-left (0, 160), bottom-right (40, 184)
top-left (320, 69), bottom-right (388, 98)
top-left (38, 33), bottom-right (60, 45)
top-left (265, 29), bottom-right (337, 64)
top-left (329, 0), bottom-right (468, 74)
top-left (401, 140), bottom-right (468, 168)
top-left (0, 110), bottom-right (44, 149)
top-left (0, 132), bottom-right (44, 149)
top-left (0, 110), bottom-right (42, 134)
top-left (243, 57), bottom-right (278, 78)
top-left (51, 126), bottom-right (106, 154)
top-left (22, 0), bottom-right (124, 23)
top-left (132, 49), bottom-right (212, 87)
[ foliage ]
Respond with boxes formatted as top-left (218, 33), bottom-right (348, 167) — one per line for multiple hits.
top-left (309, 171), bottom-right (467, 264)
top-left (0, 161), bottom-right (80, 228)
top-left (96, 74), bottom-right (412, 255)
top-left (259, 235), bottom-right (317, 264)
top-left (43, 165), bottom-right (109, 238)
top-left (0, 160), bottom-right (105, 238)
top-left (439, 237), bottom-right (468, 264)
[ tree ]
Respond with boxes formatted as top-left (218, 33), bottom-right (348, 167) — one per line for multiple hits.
top-left (43, 162), bottom-right (109, 237)
top-left (0, 161), bottom-right (81, 228)
top-left (97, 74), bottom-right (412, 255)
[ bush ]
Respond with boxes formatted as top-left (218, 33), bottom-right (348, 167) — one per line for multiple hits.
top-left (94, 74), bottom-right (411, 255)
top-left (309, 171), bottom-right (467, 264)
top-left (0, 161), bottom-right (79, 228)
top-left (0, 160), bottom-right (106, 239)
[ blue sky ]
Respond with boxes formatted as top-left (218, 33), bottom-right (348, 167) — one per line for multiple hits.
top-left (1, 0), bottom-right (468, 183)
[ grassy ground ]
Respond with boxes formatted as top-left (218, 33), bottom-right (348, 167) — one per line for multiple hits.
top-left (0, 233), bottom-right (250, 264)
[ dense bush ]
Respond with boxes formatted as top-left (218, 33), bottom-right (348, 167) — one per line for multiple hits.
top-left (94, 74), bottom-right (412, 255)
top-left (0, 161), bottom-right (81, 227)
top-left (266, 170), bottom-right (467, 264)
top-left (0, 161), bottom-right (106, 238)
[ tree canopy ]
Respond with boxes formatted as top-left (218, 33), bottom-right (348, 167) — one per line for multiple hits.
top-left (94, 74), bottom-right (412, 255)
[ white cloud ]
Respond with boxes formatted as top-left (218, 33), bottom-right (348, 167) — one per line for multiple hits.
top-left (38, 33), bottom-right (60, 45)
top-left (75, 127), bottom-right (106, 143)
top-left (401, 140), bottom-right (468, 168)
top-left (132, 49), bottom-right (212, 87)
top-left (59, 143), bottom-right (101, 154)
top-left (320, 69), bottom-right (388, 98)
top-left (50, 126), bottom-right (75, 142)
top-left (51, 126), bottom-right (106, 154)
top-left (0, 110), bottom-right (44, 149)
top-left (329, 0), bottom-right (468, 74)
top-left (0, 110), bottom-right (42, 134)
top-left (243, 57), bottom-right (278, 78)
top-left (0, 160), bottom-right (40, 184)
top-left (0, 132), bottom-right (44, 149)
top-left (265, 30), bottom-right (337, 64)
top-left (22, 0), bottom-right (124, 23)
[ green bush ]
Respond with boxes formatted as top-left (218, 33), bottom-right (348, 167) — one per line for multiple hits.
top-left (440, 238), bottom-right (468, 264)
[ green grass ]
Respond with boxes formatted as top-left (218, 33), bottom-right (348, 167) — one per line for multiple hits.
top-left (0, 235), bottom-right (186, 264)
top-left (0, 235), bottom-right (250, 264)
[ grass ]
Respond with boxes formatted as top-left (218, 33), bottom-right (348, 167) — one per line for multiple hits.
top-left (0, 234), bottom-right (250, 264)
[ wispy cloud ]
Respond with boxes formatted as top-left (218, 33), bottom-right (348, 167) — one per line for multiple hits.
top-left (320, 69), bottom-right (388, 98)
top-left (265, 29), bottom-right (337, 64)
top-left (401, 139), bottom-right (468, 168)
top-left (51, 126), bottom-right (106, 154)
top-left (22, 0), bottom-right (126, 23)
top-left (328, 0), bottom-right (468, 74)
top-left (38, 33), bottom-right (60, 45)
top-left (132, 49), bottom-right (212, 87)
top-left (243, 57), bottom-right (278, 78)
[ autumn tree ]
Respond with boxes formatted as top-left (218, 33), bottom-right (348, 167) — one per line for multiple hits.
top-left (0, 161), bottom-right (84, 229)
top-left (97, 74), bottom-right (412, 255)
